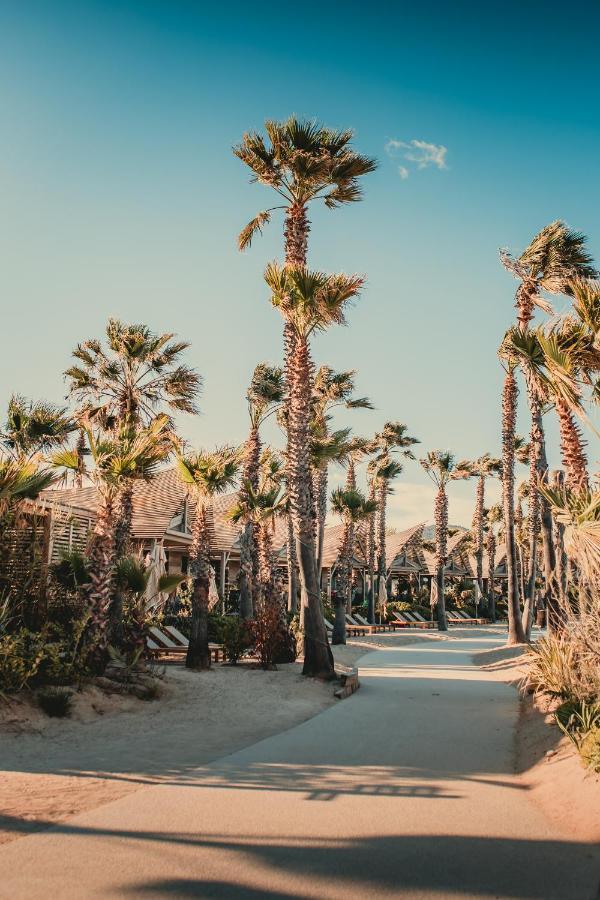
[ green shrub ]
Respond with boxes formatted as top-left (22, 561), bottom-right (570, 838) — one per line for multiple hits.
top-left (37, 687), bottom-right (72, 718)
top-left (0, 629), bottom-right (45, 695)
top-left (222, 618), bottom-right (250, 664)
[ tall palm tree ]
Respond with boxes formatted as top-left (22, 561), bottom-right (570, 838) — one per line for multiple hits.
top-left (310, 425), bottom-right (353, 575)
top-left (264, 263), bottom-right (363, 678)
top-left (53, 416), bottom-right (172, 670)
top-left (330, 487), bottom-right (377, 645)
top-left (468, 454), bottom-right (501, 597)
top-left (177, 447), bottom-right (239, 669)
top-left (239, 364), bottom-right (284, 619)
top-left (420, 451), bottom-right (471, 631)
top-left (235, 120), bottom-right (376, 624)
top-left (368, 422), bottom-right (419, 621)
top-left (311, 367), bottom-right (372, 576)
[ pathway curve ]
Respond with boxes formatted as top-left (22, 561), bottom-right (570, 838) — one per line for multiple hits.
top-left (1, 628), bottom-right (599, 899)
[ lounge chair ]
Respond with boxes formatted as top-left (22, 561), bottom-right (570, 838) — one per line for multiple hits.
top-left (147, 626), bottom-right (226, 662)
top-left (401, 611), bottom-right (434, 630)
top-left (323, 617), bottom-right (334, 633)
top-left (391, 611), bottom-right (413, 628)
top-left (446, 612), bottom-right (466, 625)
top-left (405, 611), bottom-right (435, 629)
top-left (345, 614), bottom-right (374, 634)
top-left (453, 611), bottom-right (479, 624)
top-left (354, 613), bottom-right (387, 632)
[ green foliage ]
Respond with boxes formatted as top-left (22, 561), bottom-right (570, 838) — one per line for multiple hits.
top-left (37, 687), bottom-right (72, 718)
top-left (579, 728), bottom-right (600, 773)
top-left (221, 618), bottom-right (251, 664)
top-left (0, 628), bottom-right (46, 695)
top-left (51, 552), bottom-right (90, 592)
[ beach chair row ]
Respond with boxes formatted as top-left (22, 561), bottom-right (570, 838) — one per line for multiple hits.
top-left (146, 625), bottom-right (226, 662)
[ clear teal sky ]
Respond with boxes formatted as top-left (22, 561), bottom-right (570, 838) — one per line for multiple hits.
top-left (2, 1), bottom-right (599, 526)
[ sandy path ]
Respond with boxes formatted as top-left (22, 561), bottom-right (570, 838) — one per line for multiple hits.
top-left (2, 626), bottom-right (599, 899)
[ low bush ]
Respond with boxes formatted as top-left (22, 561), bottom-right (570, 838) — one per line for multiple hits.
top-left (37, 687), bottom-right (72, 718)
top-left (222, 617), bottom-right (251, 664)
top-left (0, 628), bottom-right (46, 695)
top-left (580, 728), bottom-right (600, 773)
top-left (248, 602), bottom-right (295, 669)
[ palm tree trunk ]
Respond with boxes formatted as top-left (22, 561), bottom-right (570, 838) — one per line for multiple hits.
top-left (85, 492), bottom-right (117, 672)
top-left (109, 482), bottom-right (133, 647)
top-left (282, 202), bottom-right (309, 622)
top-left (286, 514), bottom-right (298, 615)
top-left (238, 425), bottom-right (262, 619)
top-left (187, 501), bottom-right (211, 669)
top-left (487, 529), bottom-right (496, 622)
top-left (366, 479), bottom-right (376, 624)
top-left (434, 485), bottom-right (448, 631)
top-left (555, 399), bottom-right (589, 493)
top-left (238, 524), bottom-right (254, 620)
top-left (474, 474), bottom-right (485, 594)
top-left (316, 467), bottom-right (328, 579)
top-left (288, 332), bottom-right (334, 678)
top-left (332, 522), bottom-right (350, 645)
top-left (376, 480), bottom-right (387, 621)
top-left (501, 369), bottom-right (526, 644)
top-left (523, 380), bottom-right (543, 638)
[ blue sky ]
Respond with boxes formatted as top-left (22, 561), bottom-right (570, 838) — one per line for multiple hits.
top-left (1, 1), bottom-right (599, 526)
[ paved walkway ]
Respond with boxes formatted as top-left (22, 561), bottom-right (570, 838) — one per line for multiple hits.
top-left (1, 628), bottom-right (599, 899)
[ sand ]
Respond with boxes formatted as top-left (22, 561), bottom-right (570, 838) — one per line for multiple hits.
top-left (474, 641), bottom-right (600, 844)
top-left (0, 632), bottom-right (436, 845)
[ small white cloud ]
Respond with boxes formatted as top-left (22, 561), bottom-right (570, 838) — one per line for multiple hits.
top-left (385, 138), bottom-right (448, 178)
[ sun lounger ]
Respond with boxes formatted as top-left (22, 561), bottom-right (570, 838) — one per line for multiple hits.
top-left (147, 626), bottom-right (226, 662)
top-left (345, 614), bottom-right (374, 634)
top-left (323, 617), bottom-right (334, 632)
top-left (401, 611), bottom-right (434, 630)
top-left (391, 611), bottom-right (412, 628)
top-left (354, 613), bottom-right (387, 632)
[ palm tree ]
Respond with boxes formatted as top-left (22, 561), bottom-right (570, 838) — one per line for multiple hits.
top-left (0, 457), bottom-right (56, 522)
top-left (420, 451), bottom-right (471, 631)
top-left (231, 450), bottom-right (291, 660)
top-left (485, 504), bottom-right (503, 621)
top-left (311, 367), bottom-right (372, 577)
top-left (66, 319), bottom-right (201, 427)
top-left (468, 454), bottom-right (501, 598)
top-left (499, 223), bottom-right (595, 638)
top-left (235, 120), bottom-right (376, 623)
top-left (239, 364), bottom-right (284, 619)
top-left (177, 447), bottom-right (239, 669)
top-left (234, 117), bottom-right (377, 265)
top-left (2, 395), bottom-right (76, 461)
top-left (66, 320), bottom-right (201, 639)
top-left (330, 487), bottom-right (377, 644)
top-left (310, 425), bottom-right (353, 575)
top-left (264, 263), bottom-right (363, 678)
top-left (368, 422), bottom-right (419, 621)
top-left (53, 416), bottom-right (172, 670)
